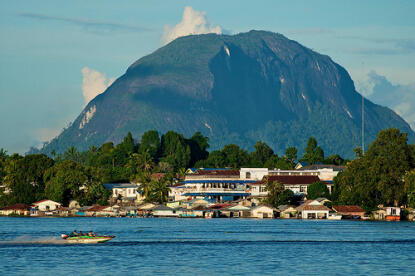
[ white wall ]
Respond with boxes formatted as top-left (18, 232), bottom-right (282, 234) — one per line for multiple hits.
top-left (240, 168), bottom-right (269, 180)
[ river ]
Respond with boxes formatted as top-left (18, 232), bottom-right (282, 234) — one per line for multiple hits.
top-left (0, 217), bottom-right (414, 275)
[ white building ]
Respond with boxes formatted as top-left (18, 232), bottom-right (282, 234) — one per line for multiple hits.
top-left (169, 169), bottom-right (255, 202)
top-left (103, 183), bottom-right (143, 203)
top-left (240, 168), bottom-right (269, 180)
top-left (296, 200), bottom-right (330, 219)
top-left (32, 200), bottom-right (62, 212)
top-left (249, 204), bottom-right (278, 219)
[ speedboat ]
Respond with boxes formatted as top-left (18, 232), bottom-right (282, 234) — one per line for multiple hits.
top-left (61, 234), bottom-right (114, 244)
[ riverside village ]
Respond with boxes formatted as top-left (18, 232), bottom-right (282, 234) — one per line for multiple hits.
top-left (0, 164), bottom-right (408, 221)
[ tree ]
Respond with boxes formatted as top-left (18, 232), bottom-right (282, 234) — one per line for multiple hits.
top-left (405, 169), bottom-right (415, 208)
top-left (335, 128), bottom-right (414, 209)
top-left (222, 144), bottom-right (249, 168)
top-left (264, 180), bottom-right (285, 207)
top-left (127, 150), bottom-right (154, 173)
top-left (197, 150), bottom-right (225, 168)
top-left (187, 132), bottom-right (209, 167)
top-left (64, 146), bottom-right (81, 163)
top-left (285, 147), bottom-right (297, 164)
top-left (250, 141), bottom-right (274, 166)
top-left (301, 137), bottom-right (324, 164)
top-left (307, 181), bottom-right (330, 200)
top-left (44, 160), bottom-right (87, 206)
top-left (139, 130), bottom-right (160, 160)
top-left (149, 177), bottom-right (169, 204)
top-left (160, 131), bottom-right (191, 170)
top-left (278, 189), bottom-right (296, 206)
top-left (120, 132), bottom-right (136, 154)
top-left (137, 171), bottom-right (152, 201)
top-left (324, 154), bottom-right (345, 165)
top-left (3, 154), bottom-right (54, 204)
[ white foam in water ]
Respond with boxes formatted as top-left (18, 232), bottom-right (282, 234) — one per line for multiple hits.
top-left (0, 235), bottom-right (66, 244)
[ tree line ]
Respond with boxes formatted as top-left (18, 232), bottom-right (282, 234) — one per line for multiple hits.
top-left (1, 128), bottom-right (413, 210)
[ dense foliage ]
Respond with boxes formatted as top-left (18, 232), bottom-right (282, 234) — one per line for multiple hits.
top-left (333, 128), bottom-right (415, 210)
top-left (2, 128), bottom-right (414, 210)
top-left (307, 181), bottom-right (330, 200)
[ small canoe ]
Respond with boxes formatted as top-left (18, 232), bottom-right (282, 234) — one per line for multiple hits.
top-left (61, 234), bottom-right (114, 244)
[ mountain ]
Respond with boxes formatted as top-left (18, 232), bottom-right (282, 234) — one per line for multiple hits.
top-left (40, 30), bottom-right (414, 158)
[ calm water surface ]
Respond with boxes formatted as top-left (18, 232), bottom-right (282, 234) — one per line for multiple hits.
top-left (0, 217), bottom-right (414, 275)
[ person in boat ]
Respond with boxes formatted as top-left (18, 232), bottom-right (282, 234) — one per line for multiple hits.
top-left (72, 230), bottom-right (78, 236)
top-left (79, 231), bottom-right (84, 236)
top-left (88, 231), bottom-right (95, 237)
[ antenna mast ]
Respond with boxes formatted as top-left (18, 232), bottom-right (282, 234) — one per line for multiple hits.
top-left (362, 61), bottom-right (365, 155)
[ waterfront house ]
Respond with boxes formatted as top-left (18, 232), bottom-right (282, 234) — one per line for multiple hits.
top-left (137, 202), bottom-right (156, 216)
top-left (152, 205), bottom-right (177, 217)
top-left (170, 169), bottom-right (255, 202)
top-left (386, 207), bottom-right (401, 221)
top-left (296, 200), bottom-right (330, 219)
top-left (249, 175), bottom-right (322, 197)
top-left (225, 204), bottom-right (251, 218)
top-left (372, 207), bottom-right (401, 221)
top-left (0, 203), bottom-right (31, 216)
top-left (85, 205), bottom-right (114, 217)
top-left (332, 205), bottom-right (365, 218)
top-left (249, 204), bottom-right (278, 219)
top-left (103, 183), bottom-right (143, 204)
top-left (32, 199), bottom-right (62, 215)
top-left (55, 207), bottom-right (70, 217)
top-left (278, 205), bottom-right (297, 218)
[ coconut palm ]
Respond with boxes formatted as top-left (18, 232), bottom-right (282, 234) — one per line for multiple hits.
top-left (137, 171), bottom-right (152, 201)
top-left (150, 178), bottom-right (169, 204)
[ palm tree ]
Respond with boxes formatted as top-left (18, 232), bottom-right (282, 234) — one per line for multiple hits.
top-left (137, 171), bottom-right (152, 201)
top-left (151, 178), bottom-right (169, 204)
top-left (65, 146), bottom-right (79, 162)
top-left (0, 148), bottom-right (8, 162)
top-left (138, 149), bottom-right (154, 171)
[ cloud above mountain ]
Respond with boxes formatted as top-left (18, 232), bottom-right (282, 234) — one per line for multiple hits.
top-left (162, 6), bottom-right (222, 45)
top-left (19, 12), bottom-right (150, 33)
top-left (365, 71), bottom-right (415, 130)
top-left (81, 67), bottom-right (115, 105)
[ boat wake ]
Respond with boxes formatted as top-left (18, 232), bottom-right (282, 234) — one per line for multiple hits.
top-left (0, 236), bottom-right (68, 245)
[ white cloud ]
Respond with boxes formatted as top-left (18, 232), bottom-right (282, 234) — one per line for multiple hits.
top-left (162, 6), bottom-right (222, 45)
top-left (33, 127), bottom-right (62, 149)
top-left (81, 67), bottom-right (115, 105)
top-left (364, 71), bottom-right (415, 130)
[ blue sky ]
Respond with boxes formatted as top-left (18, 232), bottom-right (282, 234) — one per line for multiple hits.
top-left (1, 0), bottom-right (414, 154)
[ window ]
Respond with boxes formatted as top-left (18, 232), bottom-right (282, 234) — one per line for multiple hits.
top-left (246, 172), bottom-right (251, 179)
top-left (300, 186), bottom-right (307, 193)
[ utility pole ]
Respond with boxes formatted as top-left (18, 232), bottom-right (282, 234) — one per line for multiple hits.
top-left (362, 60), bottom-right (365, 155)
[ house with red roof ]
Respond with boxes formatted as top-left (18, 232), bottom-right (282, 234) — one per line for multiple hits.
top-left (296, 200), bottom-right (331, 219)
top-left (0, 203), bottom-right (31, 216)
top-left (32, 199), bottom-right (61, 211)
top-left (332, 205), bottom-right (365, 218)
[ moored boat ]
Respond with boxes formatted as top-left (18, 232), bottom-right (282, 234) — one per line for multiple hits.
top-left (328, 213), bottom-right (342, 220)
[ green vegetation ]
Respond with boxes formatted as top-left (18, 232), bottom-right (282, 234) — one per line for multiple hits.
top-left (307, 181), bottom-right (330, 200)
top-left (333, 128), bottom-right (415, 210)
top-left (1, 128), bottom-right (414, 210)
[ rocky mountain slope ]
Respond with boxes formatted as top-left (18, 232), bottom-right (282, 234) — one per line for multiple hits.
top-left (41, 30), bottom-right (414, 158)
